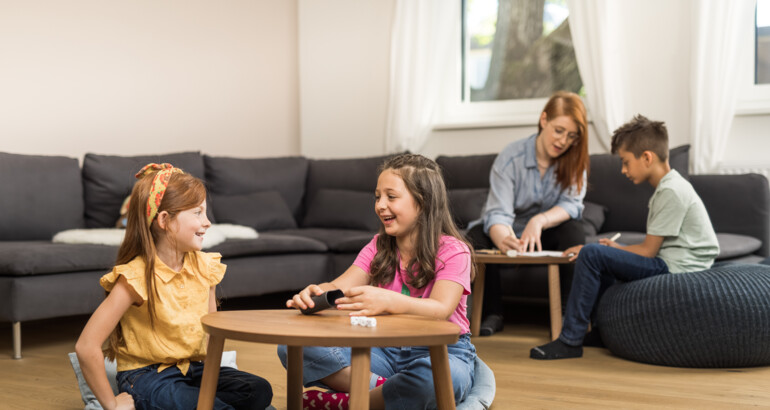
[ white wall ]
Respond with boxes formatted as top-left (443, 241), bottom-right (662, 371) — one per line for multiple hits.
top-left (725, 115), bottom-right (770, 169)
top-left (298, 0), bottom-right (696, 161)
top-left (0, 0), bottom-right (299, 160)
top-left (298, 0), bottom-right (770, 173)
top-left (4, 1), bottom-right (768, 168)
top-left (298, 0), bottom-right (394, 159)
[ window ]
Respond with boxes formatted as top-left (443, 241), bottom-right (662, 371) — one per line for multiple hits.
top-left (738, 0), bottom-right (770, 114)
top-left (438, 0), bottom-right (583, 128)
top-left (464, 0), bottom-right (582, 101)
top-left (757, 0), bottom-right (770, 84)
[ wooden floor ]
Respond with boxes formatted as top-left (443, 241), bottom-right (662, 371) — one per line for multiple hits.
top-left (2, 298), bottom-right (769, 409)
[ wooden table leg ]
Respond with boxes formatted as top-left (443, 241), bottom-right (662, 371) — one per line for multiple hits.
top-left (350, 347), bottom-right (371, 410)
top-left (547, 264), bottom-right (562, 341)
top-left (286, 346), bottom-right (303, 410)
top-left (429, 344), bottom-right (456, 410)
top-left (471, 263), bottom-right (486, 337)
top-left (197, 334), bottom-right (224, 410)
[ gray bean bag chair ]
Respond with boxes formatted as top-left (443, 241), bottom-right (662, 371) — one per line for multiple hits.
top-left (596, 264), bottom-right (770, 368)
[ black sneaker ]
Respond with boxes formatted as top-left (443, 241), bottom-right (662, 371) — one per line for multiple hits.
top-left (479, 314), bottom-right (504, 336)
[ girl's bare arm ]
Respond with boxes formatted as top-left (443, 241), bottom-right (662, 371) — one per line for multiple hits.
top-left (75, 277), bottom-right (140, 410)
top-left (338, 279), bottom-right (464, 320)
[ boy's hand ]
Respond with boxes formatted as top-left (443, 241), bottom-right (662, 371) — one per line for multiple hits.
top-left (335, 286), bottom-right (394, 316)
top-left (599, 238), bottom-right (622, 248)
top-left (563, 245), bottom-right (583, 262)
top-left (519, 218), bottom-right (544, 252)
top-left (113, 392), bottom-right (135, 410)
top-left (286, 284), bottom-right (325, 310)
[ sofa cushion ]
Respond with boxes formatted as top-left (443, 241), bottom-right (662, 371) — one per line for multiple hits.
top-left (0, 152), bottom-right (85, 240)
top-left (206, 233), bottom-right (327, 258)
top-left (690, 173), bottom-right (770, 257)
top-left (302, 189), bottom-right (380, 232)
top-left (435, 154), bottom-right (497, 190)
top-left (303, 155), bottom-right (399, 223)
top-left (447, 188), bottom-right (488, 229)
top-left (714, 233), bottom-right (762, 260)
top-left (581, 201), bottom-right (608, 237)
top-left (82, 152), bottom-right (208, 228)
top-left (204, 155), bottom-right (308, 222)
top-left (212, 191), bottom-right (297, 231)
top-left (273, 228), bottom-right (375, 253)
top-left (0, 242), bottom-right (117, 276)
top-left (585, 145), bottom-right (690, 233)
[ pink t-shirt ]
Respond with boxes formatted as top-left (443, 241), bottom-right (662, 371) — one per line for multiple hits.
top-left (353, 234), bottom-right (472, 334)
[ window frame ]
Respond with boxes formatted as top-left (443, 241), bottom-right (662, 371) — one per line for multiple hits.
top-left (736, 4), bottom-right (770, 115)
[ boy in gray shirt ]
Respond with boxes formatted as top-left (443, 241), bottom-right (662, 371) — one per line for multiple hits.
top-left (531, 114), bottom-right (719, 360)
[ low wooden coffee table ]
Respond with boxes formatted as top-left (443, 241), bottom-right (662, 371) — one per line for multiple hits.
top-left (472, 253), bottom-right (573, 340)
top-left (197, 309), bottom-right (461, 410)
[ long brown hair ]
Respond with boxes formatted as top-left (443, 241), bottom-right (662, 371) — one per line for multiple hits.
top-left (369, 154), bottom-right (475, 289)
top-left (105, 168), bottom-right (207, 359)
top-left (538, 91), bottom-right (590, 192)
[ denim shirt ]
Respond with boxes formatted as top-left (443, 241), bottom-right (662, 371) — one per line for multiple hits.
top-left (468, 134), bottom-right (586, 235)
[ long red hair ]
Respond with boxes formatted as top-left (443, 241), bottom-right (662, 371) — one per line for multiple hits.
top-left (538, 91), bottom-right (590, 192)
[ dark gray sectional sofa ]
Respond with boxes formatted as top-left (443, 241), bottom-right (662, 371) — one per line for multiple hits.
top-left (2, 145), bottom-right (768, 358)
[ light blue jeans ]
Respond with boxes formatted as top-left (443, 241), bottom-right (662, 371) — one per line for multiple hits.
top-left (277, 334), bottom-right (476, 410)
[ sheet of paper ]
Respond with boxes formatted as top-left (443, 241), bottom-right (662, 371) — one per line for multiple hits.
top-left (510, 250), bottom-right (566, 257)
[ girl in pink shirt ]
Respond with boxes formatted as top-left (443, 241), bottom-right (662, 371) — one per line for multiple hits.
top-left (279, 154), bottom-right (477, 410)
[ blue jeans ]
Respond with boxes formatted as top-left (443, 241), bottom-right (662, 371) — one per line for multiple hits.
top-left (560, 243), bottom-right (670, 345)
top-left (116, 362), bottom-right (272, 410)
top-left (277, 334), bottom-right (476, 410)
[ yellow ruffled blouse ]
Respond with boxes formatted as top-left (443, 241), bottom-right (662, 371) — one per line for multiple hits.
top-left (100, 251), bottom-right (226, 375)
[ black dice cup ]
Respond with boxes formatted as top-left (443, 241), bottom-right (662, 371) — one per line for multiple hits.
top-left (300, 289), bottom-right (345, 315)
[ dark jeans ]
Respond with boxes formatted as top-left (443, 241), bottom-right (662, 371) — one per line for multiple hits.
top-left (558, 243), bottom-right (669, 345)
top-left (116, 362), bottom-right (273, 410)
top-left (466, 219), bottom-right (586, 318)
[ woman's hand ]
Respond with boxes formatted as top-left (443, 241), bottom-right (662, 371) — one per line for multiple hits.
top-left (499, 234), bottom-right (523, 253)
top-left (490, 224), bottom-right (522, 253)
top-left (519, 215), bottom-right (546, 252)
top-left (286, 284), bottom-right (325, 310)
top-left (335, 286), bottom-right (395, 316)
top-left (563, 244), bottom-right (583, 262)
top-left (114, 392), bottom-right (135, 410)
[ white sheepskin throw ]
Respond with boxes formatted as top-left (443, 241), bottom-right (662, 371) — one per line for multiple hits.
top-left (52, 224), bottom-right (258, 249)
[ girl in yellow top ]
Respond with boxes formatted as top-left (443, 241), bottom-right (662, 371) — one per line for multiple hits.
top-left (75, 164), bottom-right (272, 410)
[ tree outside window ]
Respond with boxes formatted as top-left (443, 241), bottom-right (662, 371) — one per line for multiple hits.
top-left (464, 0), bottom-right (583, 102)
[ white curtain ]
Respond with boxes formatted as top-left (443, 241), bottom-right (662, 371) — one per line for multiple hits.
top-left (567, 0), bottom-right (626, 152)
top-left (690, 0), bottom-right (755, 173)
top-left (385, 1), bottom-right (459, 153)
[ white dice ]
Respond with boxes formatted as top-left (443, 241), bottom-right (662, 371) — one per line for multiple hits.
top-left (350, 316), bottom-right (377, 327)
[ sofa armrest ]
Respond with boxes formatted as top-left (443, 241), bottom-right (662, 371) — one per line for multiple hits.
top-left (690, 173), bottom-right (770, 257)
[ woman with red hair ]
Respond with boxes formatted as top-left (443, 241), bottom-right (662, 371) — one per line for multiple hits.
top-left (467, 91), bottom-right (590, 336)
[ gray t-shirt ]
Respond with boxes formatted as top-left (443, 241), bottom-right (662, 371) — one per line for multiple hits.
top-left (647, 169), bottom-right (719, 273)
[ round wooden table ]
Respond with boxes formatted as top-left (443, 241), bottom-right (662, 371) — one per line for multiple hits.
top-left (472, 253), bottom-right (573, 339)
top-left (197, 309), bottom-right (461, 410)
